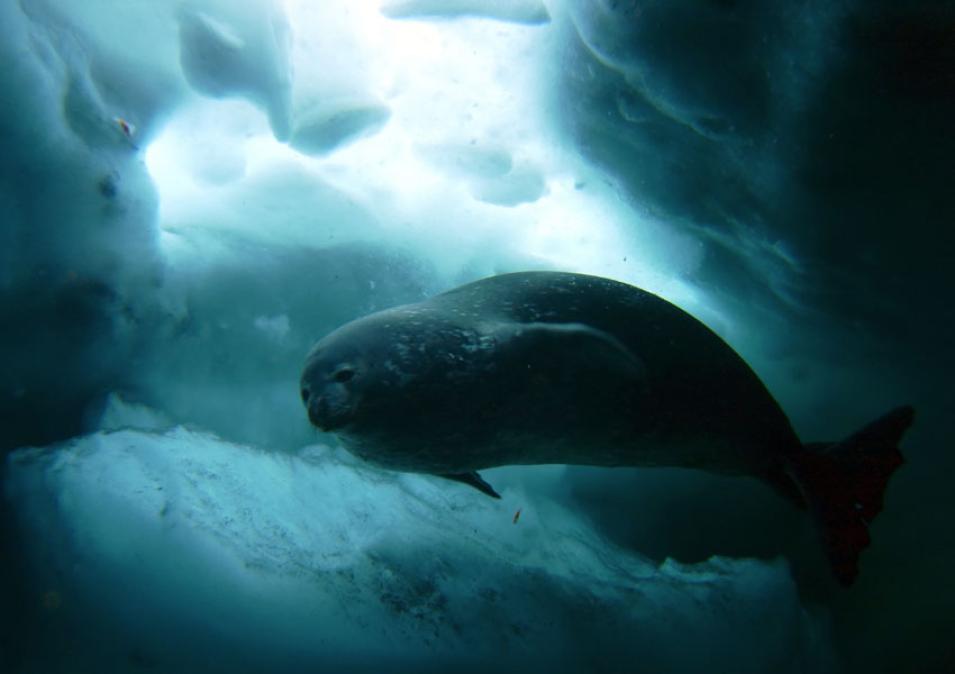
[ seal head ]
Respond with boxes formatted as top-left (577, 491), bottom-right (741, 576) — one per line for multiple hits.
top-left (300, 294), bottom-right (650, 476)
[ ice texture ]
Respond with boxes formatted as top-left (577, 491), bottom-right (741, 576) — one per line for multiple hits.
top-left (381, 0), bottom-right (550, 25)
top-left (178, 1), bottom-right (292, 140)
top-left (7, 427), bottom-right (833, 673)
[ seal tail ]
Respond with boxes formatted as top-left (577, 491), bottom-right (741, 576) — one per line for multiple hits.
top-left (784, 405), bottom-right (914, 586)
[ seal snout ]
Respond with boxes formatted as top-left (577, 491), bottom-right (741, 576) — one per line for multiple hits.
top-left (305, 390), bottom-right (352, 432)
top-left (306, 393), bottom-right (331, 431)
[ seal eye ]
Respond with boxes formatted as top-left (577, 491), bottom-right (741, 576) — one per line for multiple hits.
top-left (333, 368), bottom-right (355, 383)
top-left (300, 387), bottom-right (310, 404)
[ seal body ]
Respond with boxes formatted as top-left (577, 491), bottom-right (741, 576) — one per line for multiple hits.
top-left (301, 271), bottom-right (799, 479)
top-left (301, 271), bottom-right (913, 585)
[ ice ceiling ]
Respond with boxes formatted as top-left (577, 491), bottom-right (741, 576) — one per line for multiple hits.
top-left (1, 1), bottom-right (953, 673)
top-left (145, 1), bottom-right (698, 298)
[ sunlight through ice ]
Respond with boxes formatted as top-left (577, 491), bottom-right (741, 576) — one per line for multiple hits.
top-left (146, 0), bottom-right (706, 310)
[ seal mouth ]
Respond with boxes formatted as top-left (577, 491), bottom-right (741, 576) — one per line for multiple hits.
top-left (306, 395), bottom-right (352, 432)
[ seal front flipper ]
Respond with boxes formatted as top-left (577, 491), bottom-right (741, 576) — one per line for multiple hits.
top-left (440, 472), bottom-right (501, 499)
top-left (492, 322), bottom-right (648, 383)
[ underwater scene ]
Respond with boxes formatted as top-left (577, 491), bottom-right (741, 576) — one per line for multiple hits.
top-left (1, 1), bottom-right (952, 673)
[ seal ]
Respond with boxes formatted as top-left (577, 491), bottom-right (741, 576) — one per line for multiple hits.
top-left (301, 271), bottom-right (913, 585)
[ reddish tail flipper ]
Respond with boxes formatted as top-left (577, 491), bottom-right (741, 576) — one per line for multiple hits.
top-left (785, 406), bottom-right (914, 586)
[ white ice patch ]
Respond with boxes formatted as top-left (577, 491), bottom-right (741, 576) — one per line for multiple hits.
top-left (381, 0), bottom-right (551, 25)
top-left (7, 428), bottom-right (834, 673)
top-left (254, 314), bottom-right (291, 342)
top-left (178, 1), bottom-right (292, 140)
top-left (289, 98), bottom-right (391, 156)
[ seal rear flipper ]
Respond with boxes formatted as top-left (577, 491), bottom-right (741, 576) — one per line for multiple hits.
top-left (440, 471), bottom-right (501, 499)
top-left (786, 405), bottom-right (914, 586)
